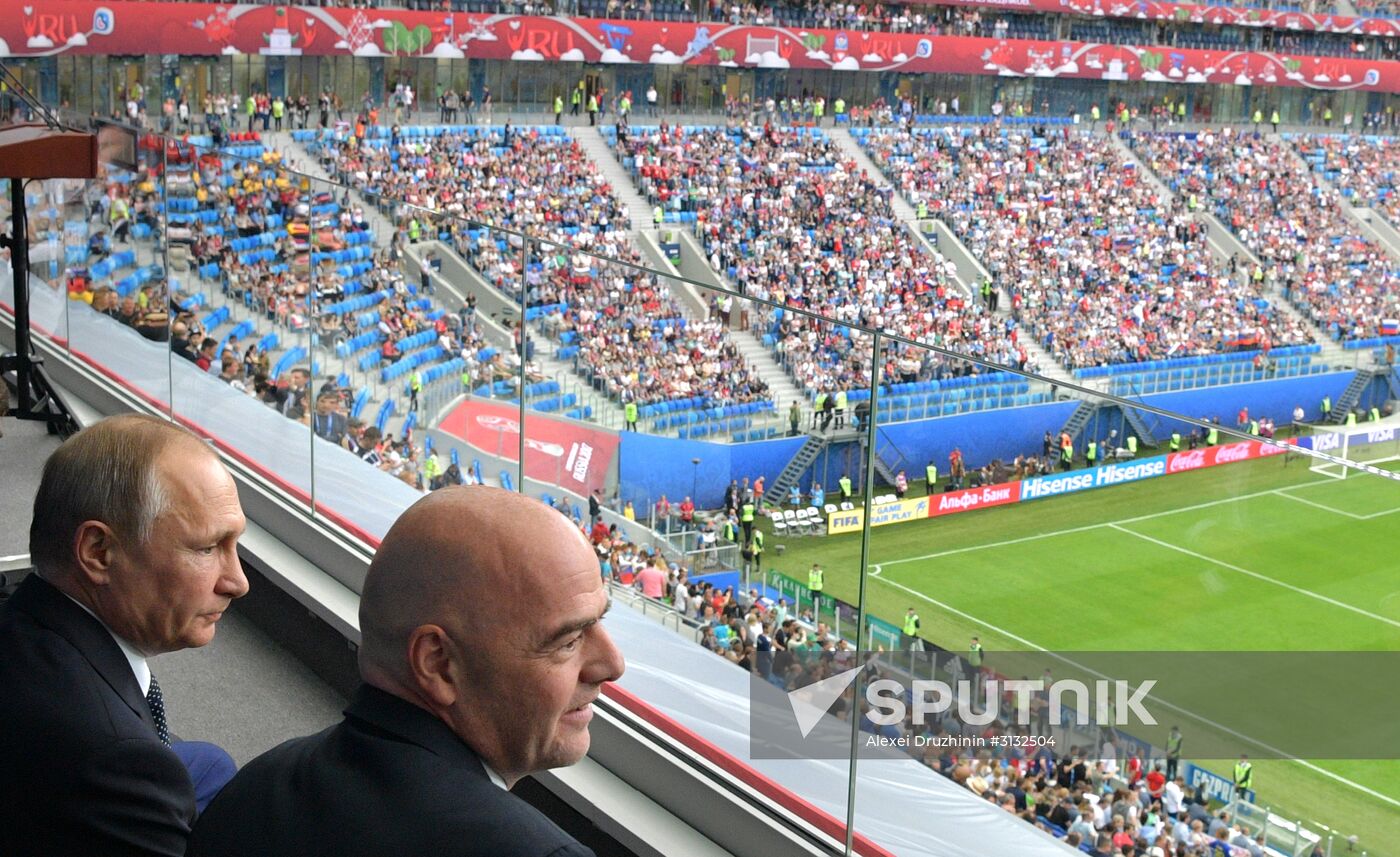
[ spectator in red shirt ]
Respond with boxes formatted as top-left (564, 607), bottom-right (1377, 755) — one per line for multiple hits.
top-left (1126, 753), bottom-right (1142, 786)
top-left (678, 496), bottom-right (695, 527)
top-left (1145, 763), bottom-right (1167, 800)
top-left (194, 337), bottom-right (217, 372)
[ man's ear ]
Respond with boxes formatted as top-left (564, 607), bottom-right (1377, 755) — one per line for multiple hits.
top-left (72, 520), bottom-right (119, 586)
top-left (406, 624), bottom-right (459, 709)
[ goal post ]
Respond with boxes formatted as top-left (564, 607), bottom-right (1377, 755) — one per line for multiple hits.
top-left (1307, 416), bottom-right (1400, 480)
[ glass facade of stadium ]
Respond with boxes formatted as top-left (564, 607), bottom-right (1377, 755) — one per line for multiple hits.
top-left (10, 52), bottom-right (1400, 125)
top-left (5, 102), bottom-right (1400, 856)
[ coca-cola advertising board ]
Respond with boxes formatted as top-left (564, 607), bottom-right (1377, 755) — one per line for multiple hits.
top-left (438, 398), bottom-right (619, 496)
top-left (1166, 438), bottom-right (1296, 474)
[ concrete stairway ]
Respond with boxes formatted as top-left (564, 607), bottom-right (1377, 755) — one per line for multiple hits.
top-left (574, 126), bottom-right (655, 239)
top-left (578, 126), bottom-right (806, 420)
top-left (1280, 140), bottom-right (1400, 267)
top-left (831, 126), bottom-right (1078, 392)
top-left (274, 130), bottom-right (580, 432)
top-left (410, 238), bottom-right (621, 428)
top-left (266, 131), bottom-right (400, 247)
top-left (1114, 132), bottom-right (1353, 372)
top-left (731, 326), bottom-right (807, 415)
top-left (1350, 204), bottom-right (1400, 261)
top-left (267, 130), bottom-right (447, 434)
top-left (828, 128), bottom-right (953, 274)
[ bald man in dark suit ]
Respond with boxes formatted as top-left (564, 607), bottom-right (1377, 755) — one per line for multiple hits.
top-left (190, 487), bottom-right (623, 857)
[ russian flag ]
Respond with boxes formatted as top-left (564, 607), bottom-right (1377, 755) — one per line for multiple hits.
top-left (1381, 318), bottom-right (1399, 335)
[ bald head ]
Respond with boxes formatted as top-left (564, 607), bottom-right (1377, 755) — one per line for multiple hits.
top-left (358, 486), bottom-right (593, 686)
top-left (358, 485), bottom-right (622, 784)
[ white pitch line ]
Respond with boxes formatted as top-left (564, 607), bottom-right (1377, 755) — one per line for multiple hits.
top-left (870, 563), bottom-right (883, 578)
top-left (869, 571), bottom-right (1400, 809)
top-left (1108, 524), bottom-right (1400, 630)
top-left (882, 481), bottom-right (1334, 568)
top-left (1271, 490), bottom-right (1367, 520)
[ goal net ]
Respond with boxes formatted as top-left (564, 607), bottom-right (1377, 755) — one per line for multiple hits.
top-left (1308, 414), bottom-right (1400, 480)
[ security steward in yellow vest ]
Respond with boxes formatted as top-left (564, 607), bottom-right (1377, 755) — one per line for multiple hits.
top-left (925, 461), bottom-right (938, 495)
top-left (902, 608), bottom-right (921, 651)
top-left (740, 499), bottom-right (756, 543)
top-left (746, 529), bottom-right (764, 574)
top-left (1234, 755), bottom-right (1253, 798)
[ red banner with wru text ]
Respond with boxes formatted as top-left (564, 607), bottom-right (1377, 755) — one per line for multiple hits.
top-left (3, 2), bottom-right (1399, 93)
top-left (921, 0), bottom-right (1400, 39)
top-left (438, 398), bottom-right (619, 496)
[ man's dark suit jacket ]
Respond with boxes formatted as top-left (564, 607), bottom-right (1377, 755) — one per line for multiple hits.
top-left (0, 574), bottom-right (196, 856)
top-left (189, 684), bottom-right (595, 857)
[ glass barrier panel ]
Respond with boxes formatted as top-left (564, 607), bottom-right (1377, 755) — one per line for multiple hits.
top-left (849, 329), bottom-right (1400, 856)
top-left (303, 166), bottom-right (426, 541)
top-left (54, 136), bottom-right (174, 420)
top-left (7, 176), bottom-right (73, 361)
top-left (12, 103), bottom-right (1400, 857)
top-left (619, 282), bottom-right (870, 851)
top-left (154, 138), bottom-right (314, 515)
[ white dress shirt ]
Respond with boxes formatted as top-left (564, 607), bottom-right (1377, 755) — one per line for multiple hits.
top-left (481, 761), bottom-right (508, 791)
top-left (50, 579), bottom-right (151, 695)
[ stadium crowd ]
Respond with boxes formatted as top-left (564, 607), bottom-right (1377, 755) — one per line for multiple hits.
top-left (1135, 128), bottom-right (1400, 341)
top-left (62, 137), bottom-right (486, 491)
top-left (863, 126), bottom-right (1314, 367)
top-left (319, 124), bottom-right (770, 408)
top-left (612, 122), bottom-right (1032, 397)
top-left (610, 515), bottom-right (1293, 857)
top-left (1302, 134), bottom-right (1400, 226)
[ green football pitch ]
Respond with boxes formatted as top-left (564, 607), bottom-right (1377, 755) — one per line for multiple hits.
top-left (767, 451), bottom-right (1400, 854)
